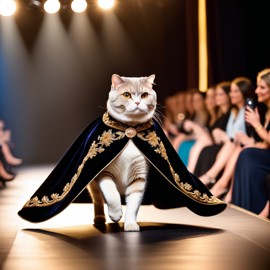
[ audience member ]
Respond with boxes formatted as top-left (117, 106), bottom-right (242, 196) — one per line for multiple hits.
top-left (0, 120), bottom-right (22, 189)
top-left (174, 90), bottom-right (209, 165)
top-left (230, 68), bottom-right (270, 218)
top-left (162, 91), bottom-right (186, 142)
top-left (195, 77), bottom-right (254, 185)
top-left (185, 82), bottom-right (231, 172)
top-left (210, 72), bottom-right (269, 199)
top-left (172, 90), bottom-right (207, 146)
top-left (163, 89), bottom-right (197, 145)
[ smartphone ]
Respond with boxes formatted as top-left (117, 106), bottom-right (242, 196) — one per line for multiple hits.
top-left (245, 98), bottom-right (255, 110)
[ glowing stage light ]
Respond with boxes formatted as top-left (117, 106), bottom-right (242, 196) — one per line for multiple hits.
top-left (44, 0), bottom-right (61, 14)
top-left (71, 0), bottom-right (87, 13)
top-left (98, 0), bottom-right (115, 10)
top-left (0, 0), bottom-right (16, 16)
top-left (29, 0), bottom-right (41, 8)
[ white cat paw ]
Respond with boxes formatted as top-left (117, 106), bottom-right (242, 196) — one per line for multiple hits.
top-left (94, 215), bottom-right (106, 225)
top-left (124, 223), bottom-right (140, 232)
top-left (109, 209), bottom-right (122, 223)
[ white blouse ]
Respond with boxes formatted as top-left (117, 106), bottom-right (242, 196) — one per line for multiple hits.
top-left (226, 107), bottom-right (246, 139)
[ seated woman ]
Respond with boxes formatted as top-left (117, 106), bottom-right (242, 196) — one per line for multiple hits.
top-left (230, 68), bottom-right (270, 218)
top-left (0, 120), bottom-right (22, 188)
top-left (162, 91), bottom-right (187, 142)
top-left (210, 69), bottom-right (270, 199)
top-left (176, 90), bottom-right (209, 166)
top-left (185, 82), bottom-right (231, 173)
top-left (170, 88), bottom-right (197, 149)
top-left (195, 77), bottom-right (255, 185)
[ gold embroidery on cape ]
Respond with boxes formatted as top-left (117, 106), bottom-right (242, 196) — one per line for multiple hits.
top-left (24, 129), bottom-right (125, 208)
top-left (137, 131), bottom-right (222, 205)
top-left (24, 113), bottom-right (221, 208)
top-left (102, 111), bottom-right (153, 133)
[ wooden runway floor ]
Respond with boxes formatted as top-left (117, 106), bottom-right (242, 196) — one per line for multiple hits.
top-left (0, 166), bottom-right (269, 270)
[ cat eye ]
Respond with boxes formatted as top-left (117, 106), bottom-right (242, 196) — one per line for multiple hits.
top-left (141, 92), bottom-right (149, 99)
top-left (122, 92), bottom-right (132, 99)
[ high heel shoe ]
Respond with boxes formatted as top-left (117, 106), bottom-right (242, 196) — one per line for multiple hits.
top-left (199, 174), bottom-right (216, 189)
top-left (210, 186), bottom-right (228, 199)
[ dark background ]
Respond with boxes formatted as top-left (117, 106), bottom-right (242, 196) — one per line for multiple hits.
top-left (0, 0), bottom-right (269, 164)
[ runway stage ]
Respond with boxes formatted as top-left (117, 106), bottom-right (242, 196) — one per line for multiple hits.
top-left (0, 166), bottom-right (269, 270)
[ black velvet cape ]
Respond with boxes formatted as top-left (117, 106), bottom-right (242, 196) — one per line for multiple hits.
top-left (18, 112), bottom-right (226, 223)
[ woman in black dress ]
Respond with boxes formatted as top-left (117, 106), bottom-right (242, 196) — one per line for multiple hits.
top-left (184, 82), bottom-right (231, 173)
top-left (231, 68), bottom-right (270, 218)
top-left (194, 77), bottom-right (255, 184)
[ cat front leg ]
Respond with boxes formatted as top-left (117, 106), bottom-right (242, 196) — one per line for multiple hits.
top-left (87, 181), bottom-right (106, 225)
top-left (98, 175), bottom-right (123, 223)
top-left (124, 178), bottom-right (146, 232)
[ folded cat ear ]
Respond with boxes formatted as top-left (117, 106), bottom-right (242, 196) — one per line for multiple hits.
top-left (111, 74), bottom-right (125, 89)
top-left (144, 74), bottom-right (156, 87)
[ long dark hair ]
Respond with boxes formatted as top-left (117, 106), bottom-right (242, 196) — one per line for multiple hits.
top-left (231, 77), bottom-right (255, 100)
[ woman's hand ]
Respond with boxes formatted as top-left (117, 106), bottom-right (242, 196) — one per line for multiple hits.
top-left (183, 120), bottom-right (195, 132)
top-left (234, 131), bottom-right (254, 146)
top-left (245, 107), bottom-right (261, 128)
top-left (212, 128), bottom-right (229, 144)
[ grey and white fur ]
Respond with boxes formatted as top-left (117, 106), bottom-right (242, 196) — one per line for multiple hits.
top-left (87, 74), bottom-right (156, 231)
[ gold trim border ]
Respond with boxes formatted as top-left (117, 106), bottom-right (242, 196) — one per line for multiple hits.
top-left (24, 129), bottom-right (125, 208)
top-left (24, 112), bottom-right (222, 208)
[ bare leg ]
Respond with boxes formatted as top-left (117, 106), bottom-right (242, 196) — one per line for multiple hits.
top-left (1, 143), bottom-right (22, 165)
top-left (259, 201), bottom-right (269, 219)
top-left (200, 141), bottom-right (235, 184)
top-left (0, 162), bottom-right (14, 180)
top-left (210, 145), bottom-right (242, 198)
top-left (223, 179), bottom-right (234, 203)
top-left (187, 135), bottom-right (213, 173)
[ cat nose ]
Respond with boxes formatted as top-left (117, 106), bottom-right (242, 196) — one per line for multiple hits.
top-left (135, 101), bottom-right (140, 105)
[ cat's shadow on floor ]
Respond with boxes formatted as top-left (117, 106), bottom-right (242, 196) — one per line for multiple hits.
top-left (22, 222), bottom-right (224, 252)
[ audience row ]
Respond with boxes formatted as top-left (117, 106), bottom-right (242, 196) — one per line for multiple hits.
top-left (163, 68), bottom-right (270, 219)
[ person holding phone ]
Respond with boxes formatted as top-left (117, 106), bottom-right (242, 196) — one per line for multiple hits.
top-left (209, 80), bottom-right (268, 199)
top-left (198, 77), bottom-right (255, 188)
top-left (231, 68), bottom-right (270, 218)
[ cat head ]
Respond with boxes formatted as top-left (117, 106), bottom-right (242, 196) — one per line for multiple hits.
top-left (107, 74), bottom-right (157, 126)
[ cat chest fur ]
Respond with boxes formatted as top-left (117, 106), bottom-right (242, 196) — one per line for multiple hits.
top-left (98, 140), bottom-right (149, 195)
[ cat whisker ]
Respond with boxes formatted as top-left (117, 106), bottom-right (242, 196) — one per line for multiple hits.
top-left (98, 106), bottom-right (108, 112)
top-left (156, 103), bottom-right (165, 109)
top-left (153, 109), bottom-right (164, 126)
top-left (143, 109), bottom-right (149, 115)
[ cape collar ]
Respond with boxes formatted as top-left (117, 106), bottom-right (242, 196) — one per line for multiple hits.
top-left (102, 112), bottom-right (153, 138)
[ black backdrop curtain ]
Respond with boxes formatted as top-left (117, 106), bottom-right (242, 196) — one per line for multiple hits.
top-left (207, 0), bottom-right (270, 85)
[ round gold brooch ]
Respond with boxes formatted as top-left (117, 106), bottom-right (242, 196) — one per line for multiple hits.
top-left (125, 127), bottom-right (137, 138)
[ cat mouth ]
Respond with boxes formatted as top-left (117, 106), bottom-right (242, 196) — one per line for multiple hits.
top-left (127, 108), bottom-right (147, 115)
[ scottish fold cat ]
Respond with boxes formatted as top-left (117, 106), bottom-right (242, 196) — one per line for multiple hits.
top-left (88, 74), bottom-right (156, 231)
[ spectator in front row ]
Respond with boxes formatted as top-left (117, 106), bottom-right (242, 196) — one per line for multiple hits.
top-left (185, 82), bottom-right (231, 173)
top-left (197, 77), bottom-right (255, 186)
top-left (0, 120), bottom-right (22, 188)
top-left (230, 68), bottom-right (270, 218)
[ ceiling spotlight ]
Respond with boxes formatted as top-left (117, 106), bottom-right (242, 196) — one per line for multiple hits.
top-left (0, 0), bottom-right (16, 16)
top-left (29, 0), bottom-right (42, 8)
top-left (44, 0), bottom-right (61, 14)
top-left (71, 0), bottom-right (87, 13)
top-left (98, 0), bottom-right (115, 10)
